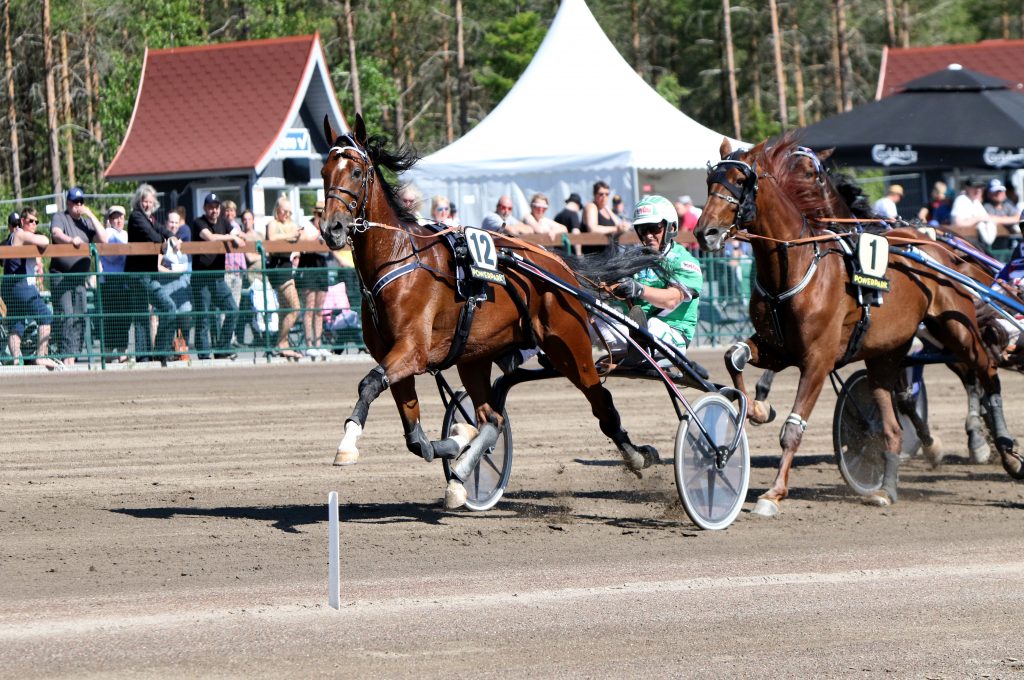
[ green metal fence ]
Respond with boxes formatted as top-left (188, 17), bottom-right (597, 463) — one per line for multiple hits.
top-left (0, 250), bottom-right (753, 367)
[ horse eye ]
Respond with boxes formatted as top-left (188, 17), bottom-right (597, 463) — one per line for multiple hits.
top-left (351, 167), bottom-right (362, 179)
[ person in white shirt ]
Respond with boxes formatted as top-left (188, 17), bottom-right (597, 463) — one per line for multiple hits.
top-left (952, 178), bottom-right (1004, 251)
top-left (872, 184), bottom-right (904, 219)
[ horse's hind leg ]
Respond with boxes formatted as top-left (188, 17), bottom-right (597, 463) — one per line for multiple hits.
top-left (893, 366), bottom-right (941, 466)
top-left (442, 360), bottom-right (505, 509)
top-left (862, 356), bottom-right (906, 507)
top-left (542, 333), bottom-right (657, 477)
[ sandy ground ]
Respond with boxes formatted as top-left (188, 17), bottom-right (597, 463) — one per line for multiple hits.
top-left (1, 350), bottom-right (1023, 678)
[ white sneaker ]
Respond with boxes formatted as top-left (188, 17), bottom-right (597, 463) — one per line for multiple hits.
top-left (317, 348), bottom-right (330, 360)
top-left (305, 348), bottom-right (320, 360)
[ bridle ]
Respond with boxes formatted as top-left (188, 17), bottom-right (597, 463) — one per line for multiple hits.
top-left (324, 136), bottom-right (376, 236)
top-left (705, 149), bottom-right (760, 232)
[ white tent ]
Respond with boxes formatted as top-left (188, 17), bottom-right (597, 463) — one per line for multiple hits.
top-left (404, 0), bottom-right (740, 227)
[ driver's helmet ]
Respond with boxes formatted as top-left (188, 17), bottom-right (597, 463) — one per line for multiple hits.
top-left (7, 211), bottom-right (20, 229)
top-left (632, 195), bottom-right (678, 254)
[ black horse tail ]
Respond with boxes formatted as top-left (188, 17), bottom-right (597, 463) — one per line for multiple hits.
top-left (562, 243), bottom-right (667, 291)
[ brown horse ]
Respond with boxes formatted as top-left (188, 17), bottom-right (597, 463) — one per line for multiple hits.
top-left (696, 136), bottom-right (1021, 516)
top-left (318, 114), bottom-right (658, 508)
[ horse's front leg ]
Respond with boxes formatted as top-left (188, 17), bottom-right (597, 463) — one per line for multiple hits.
top-left (725, 335), bottom-right (786, 425)
top-left (753, 358), bottom-right (831, 517)
top-left (334, 341), bottom-right (428, 466)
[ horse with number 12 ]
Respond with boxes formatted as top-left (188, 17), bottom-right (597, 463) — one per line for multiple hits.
top-left (696, 135), bottom-right (1021, 517)
top-left (317, 114), bottom-right (660, 508)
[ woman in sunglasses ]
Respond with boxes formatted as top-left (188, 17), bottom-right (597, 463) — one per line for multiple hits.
top-left (430, 195), bottom-right (457, 227)
top-left (1, 208), bottom-right (61, 369)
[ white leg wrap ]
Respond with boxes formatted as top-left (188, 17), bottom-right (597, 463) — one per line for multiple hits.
top-left (338, 421), bottom-right (362, 452)
top-left (784, 412), bottom-right (807, 431)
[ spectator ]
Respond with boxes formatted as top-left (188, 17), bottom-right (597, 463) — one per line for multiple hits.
top-left (1, 208), bottom-right (60, 369)
top-left (265, 196), bottom-right (303, 361)
top-left (191, 193), bottom-right (243, 360)
top-left (985, 178), bottom-right (1022, 251)
top-left (450, 203), bottom-right (459, 223)
top-left (222, 200), bottom-right (248, 312)
top-left (297, 201), bottom-right (330, 360)
top-left (99, 205), bottom-right (130, 362)
top-left (580, 181), bottom-right (629, 254)
top-left (125, 183), bottom-right (178, 364)
top-left (398, 184), bottom-right (424, 219)
top-left (49, 186), bottom-right (109, 365)
top-left (510, 193), bottom-right (567, 237)
top-left (918, 181), bottom-right (949, 224)
top-left (429, 195), bottom-right (457, 227)
top-left (481, 195), bottom-right (521, 232)
top-left (160, 212), bottom-right (193, 343)
top-left (553, 192), bottom-right (582, 233)
top-left (674, 195), bottom-right (702, 253)
top-left (611, 194), bottom-right (626, 222)
top-left (953, 178), bottom-right (1000, 252)
top-left (872, 184), bottom-right (904, 219)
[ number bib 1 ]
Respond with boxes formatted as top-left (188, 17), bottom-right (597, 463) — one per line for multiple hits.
top-left (465, 227), bottom-right (507, 285)
top-left (853, 233), bottom-right (890, 291)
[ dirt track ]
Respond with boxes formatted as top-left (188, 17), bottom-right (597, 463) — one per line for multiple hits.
top-left (2, 351), bottom-right (1024, 678)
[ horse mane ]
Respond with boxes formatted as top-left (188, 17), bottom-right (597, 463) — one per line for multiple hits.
top-left (337, 131), bottom-right (421, 224)
top-left (754, 132), bottom-right (837, 226)
top-left (563, 244), bottom-right (668, 291)
top-left (829, 172), bottom-right (877, 219)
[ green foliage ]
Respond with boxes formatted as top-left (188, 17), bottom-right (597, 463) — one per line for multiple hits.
top-left (474, 11), bottom-right (545, 108)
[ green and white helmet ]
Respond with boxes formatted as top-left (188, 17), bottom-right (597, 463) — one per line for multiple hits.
top-left (632, 194), bottom-right (678, 254)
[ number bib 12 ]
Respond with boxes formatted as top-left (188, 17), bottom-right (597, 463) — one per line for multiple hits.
top-left (465, 227), bottom-right (507, 285)
top-left (853, 233), bottom-right (890, 291)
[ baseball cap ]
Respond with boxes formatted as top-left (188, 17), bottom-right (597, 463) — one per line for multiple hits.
top-left (989, 179), bottom-right (1007, 193)
top-left (566, 192), bottom-right (582, 205)
top-left (679, 195), bottom-right (693, 204)
top-left (67, 186), bottom-right (85, 203)
top-left (204, 192), bottom-right (221, 206)
top-left (7, 211), bottom-right (20, 228)
top-left (963, 177), bottom-right (985, 188)
top-left (314, 200), bottom-right (325, 213)
top-left (107, 205), bottom-right (126, 218)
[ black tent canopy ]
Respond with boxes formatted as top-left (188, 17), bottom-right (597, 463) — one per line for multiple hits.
top-left (796, 66), bottom-right (1024, 170)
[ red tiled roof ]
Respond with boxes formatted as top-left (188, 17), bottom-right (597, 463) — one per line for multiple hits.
top-left (106, 34), bottom-right (320, 180)
top-left (878, 40), bottom-right (1024, 99)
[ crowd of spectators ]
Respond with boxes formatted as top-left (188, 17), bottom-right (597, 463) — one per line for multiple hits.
top-left (0, 185), bottom-right (359, 367)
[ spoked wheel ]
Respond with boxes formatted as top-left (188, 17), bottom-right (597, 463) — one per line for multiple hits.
top-left (441, 390), bottom-right (513, 512)
top-left (674, 394), bottom-right (750, 531)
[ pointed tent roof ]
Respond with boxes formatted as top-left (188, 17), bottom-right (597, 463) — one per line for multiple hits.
top-left (105, 34), bottom-right (347, 181)
top-left (413, 0), bottom-right (736, 179)
top-left (877, 40), bottom-right (1024, 99)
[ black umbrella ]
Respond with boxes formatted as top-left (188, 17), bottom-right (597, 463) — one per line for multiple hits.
top-left (796, 66), bottom-right (1024, 169)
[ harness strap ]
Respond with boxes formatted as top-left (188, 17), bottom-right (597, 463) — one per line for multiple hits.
top-left (432, 296), bottom-right (480, 372)
top-left (370, 262), bottom-right (421, 297)
top-left (838, 305), bottom-right (872, 367)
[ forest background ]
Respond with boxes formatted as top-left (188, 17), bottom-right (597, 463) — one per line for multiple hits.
top-left (4, 0), bottom-right (1023, 200)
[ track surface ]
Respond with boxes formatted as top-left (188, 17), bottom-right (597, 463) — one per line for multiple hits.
top-left (2, 351), bottom-right (1023, 678)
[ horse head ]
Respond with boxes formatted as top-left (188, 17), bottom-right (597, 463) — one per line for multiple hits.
top-left (321, 113), bottom-right (374, 250)
top-left (696, 138), bottom-right (760, 252)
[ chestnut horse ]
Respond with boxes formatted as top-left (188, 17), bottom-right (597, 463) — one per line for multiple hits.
top-left (318, 114), bottom-right (658, 508)
top-left (696, 136), bottom-right (1021, 517)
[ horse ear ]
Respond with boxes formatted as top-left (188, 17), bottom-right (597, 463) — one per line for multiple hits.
top-left (719, 137), bottom-right (733, 159)
top-left (323, 115), bottom-right (337, 146)
top-left (817, 147), bottom-right (835, 162)
top-left (355, 113), bottom-right (367, 145)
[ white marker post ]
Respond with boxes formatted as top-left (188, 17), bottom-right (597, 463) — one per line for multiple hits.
top-left (328, 491), bottom-right (340, 610)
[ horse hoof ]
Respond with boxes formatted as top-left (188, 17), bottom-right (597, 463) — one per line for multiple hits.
top-left (638, 444), bottom-right (660, 469)
top-left (619, 445), bottom-right (645, 478)
top-left (749, 401), bottom-right (776, 426)
top-left (333, 448), bottom-right (359, 466)
top-left (450, 422), bottom-right (479, 452)
top-left (751, 498), bottom-right (779, 517)
top-left (862, 490), bottom-right (893, 507)
top-left (923, 435), bottom-right (944, 469)
top-left (444, 479), bottom-right (467, 510)
top-left (999, 443), bottom-right (1024, 480)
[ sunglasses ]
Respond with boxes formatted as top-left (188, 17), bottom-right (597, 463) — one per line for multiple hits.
top-left (635, 223), bottom-right (663, 236)
top-left (25, 218), bottom-right (38, 224)
top-left (71, 200), bottom-right (85, 205)
top-left (436, 206), bottom-right (450, 212)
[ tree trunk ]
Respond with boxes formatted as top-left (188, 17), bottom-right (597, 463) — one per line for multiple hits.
top-left (59, 30), bottom-right (76, 187)
top-left (456, 0), bottom-right (468, 136)
top-left (836, 0), bottom-right (853, 111)
top-left (389, 10), bottom-right (404, 144)
top-left (443, 28), bottom-right (452, 143)
top-left (42, 0), bottom-right (62, 200)
top-left (631, 0), bottom-right (641, 76)
top-left (751, 30), bottom-right (761, 114)
top-left (1003, 3), bottom-right (1010, 40)
top-left (83, 23), bottom-right (104, 184)
top-left (343, 0), bottom-right (361, 115)
top-left (899, 0), bottom-right (910, 47)
top-left (884, 0), bottom-right (896, 46)
top-left (88, 27), bottom-right (104, 174)
top-left (722, 0), bottom-right (741, 139)
top-left (3, 0), bottom-right (21, 200)
top-left (791, 22), bottom-right (806, 128)
top-left (769, 0), bottom-right (788, 129)
top-left (830, 2), bottom-right (843, 113)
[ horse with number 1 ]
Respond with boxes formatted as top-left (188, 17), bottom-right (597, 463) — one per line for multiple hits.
top-left (317, 114), bottom-right (660, 509)
top-left (696, 136), bottom-right (1020, 517)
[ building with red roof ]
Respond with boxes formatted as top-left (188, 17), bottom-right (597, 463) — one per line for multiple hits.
top-left (877, 39), bottom-right (1024, 99)
top-left (105, 33), bottom-right (348, 221)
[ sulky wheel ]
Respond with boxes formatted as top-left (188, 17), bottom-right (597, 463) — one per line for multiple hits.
top-left (441, 390), bottom-right (513, 512)
top-left (674, 393), bottom-right (750, 531)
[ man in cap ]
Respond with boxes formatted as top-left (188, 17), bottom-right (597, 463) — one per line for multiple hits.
top-left (49, 186), bottom-right (108, 365)
top-left (872, 184), bottom-right (904, 219)
top-left (191, 192), bottom-right (244, 360)
top-left (954, 177), bottom-right (1005, 251)
top-left (984, 178), bottom-right (1022, 250)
